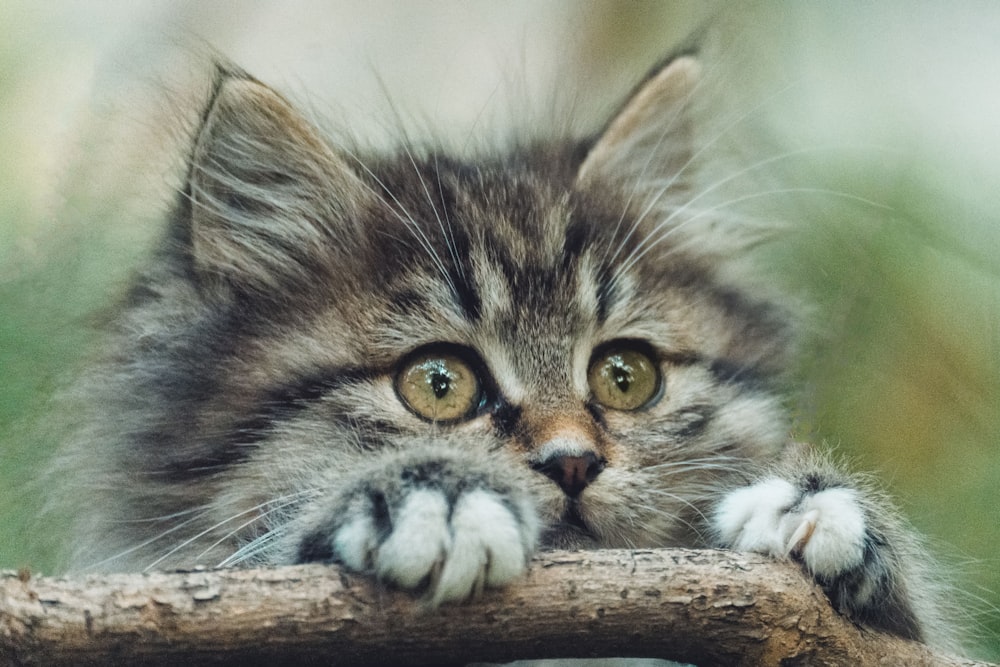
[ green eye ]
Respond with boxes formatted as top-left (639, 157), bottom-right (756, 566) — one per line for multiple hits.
top-left (396, 352), bottom-right (481, 422)
top-left (588, 344), bottom-right (660, 411)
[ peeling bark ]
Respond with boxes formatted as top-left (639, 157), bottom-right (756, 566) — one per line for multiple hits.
top-left (0, 549), bottom-right (989, 666)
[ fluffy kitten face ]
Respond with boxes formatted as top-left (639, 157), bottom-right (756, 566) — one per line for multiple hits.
top-left (58, 55), bottom-right (958, 651)
top-left (231, 155), bottom-right (789, 557)
top-left (69, 58), bottom-right (791, 571)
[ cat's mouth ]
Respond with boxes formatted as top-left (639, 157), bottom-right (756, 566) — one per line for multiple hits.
top-left (540, 501), bottom-right (599, 548)
top-left (562, 503), bottom-right (590, 531)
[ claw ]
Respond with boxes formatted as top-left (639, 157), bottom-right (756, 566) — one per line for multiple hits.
top-left (787, 509), bottom-right (819, 557)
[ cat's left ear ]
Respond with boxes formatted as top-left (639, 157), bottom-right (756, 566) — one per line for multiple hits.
top-left (577, 55), bottom-right (700, 186)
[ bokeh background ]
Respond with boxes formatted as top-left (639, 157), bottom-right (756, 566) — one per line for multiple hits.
top-left (1, 1), bottom-right (997, 660)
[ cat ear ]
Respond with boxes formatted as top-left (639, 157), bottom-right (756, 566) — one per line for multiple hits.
top-left (186, 67), bottom-right (368, 292)
top-left (577, 55), bottom-right (700, 187)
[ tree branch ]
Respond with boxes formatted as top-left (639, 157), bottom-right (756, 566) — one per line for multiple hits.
top-left (0, 548), bottom-right (989, 666)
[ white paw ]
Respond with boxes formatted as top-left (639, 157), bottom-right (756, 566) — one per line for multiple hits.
top-left (333, 488), bottom-right (533, 604)
top-left (714, 478), bottom-right (866, 578)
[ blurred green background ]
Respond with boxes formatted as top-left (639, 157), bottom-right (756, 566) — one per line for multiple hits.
top-left (1, 1), bottom-right (997, 660)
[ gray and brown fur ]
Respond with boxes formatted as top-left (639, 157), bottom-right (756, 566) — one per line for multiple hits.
top-left (56, 56), bottom-right (959, 652)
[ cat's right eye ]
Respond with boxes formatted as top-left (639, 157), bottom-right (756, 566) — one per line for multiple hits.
top-left (395, 350), bottom-right (482, 423)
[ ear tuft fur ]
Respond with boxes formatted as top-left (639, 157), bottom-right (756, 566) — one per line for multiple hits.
top-left (577, 55), bottom-right (701, 186)
top-left (186, 67), bottom-right (369, 293)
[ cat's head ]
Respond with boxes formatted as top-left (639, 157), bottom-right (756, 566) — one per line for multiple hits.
top-left (82, 56), bottom-right (793, 568)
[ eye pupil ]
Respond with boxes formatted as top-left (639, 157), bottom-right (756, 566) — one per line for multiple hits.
top-left (430, 372), bottom-right (451, 398)
top-left (613, 366), bottom-right (631, 393)
top-left (588, 344), bottom-right (660, 411)
top-left (396, 350), bottom-right (482, 423)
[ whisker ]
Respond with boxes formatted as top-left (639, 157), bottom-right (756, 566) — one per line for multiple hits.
top-left (598, 56), bottom-right (708, 271)
top-left (433, 153), bottom-right (464, 280)
top-left (642, 460), bottom-right (753, 478)
top-left (620, 184), bottom-right (893, 280)
top-left (199, 496), bottom-right (303, 567)
top-left (612, 145), bottom-right (864, 284)
top-left (217, 524), bottom-right (288, 568)
top-left (365, 73), bottom-right (462, 294)
top-left (607, 77), bottom-right (802, 277)
top-left (643, 454), bottom-right (750, 468)
top-left (141, 490), bottom-right (315, 572)
top-left (82, 505), bottom-right (214, 572)
top-left (115, 506), bottom-right (209, 524)
top-left (404, 145), bottom-right (463, 283)
top-left (629, 500), bottom-right (708, 544)
top-left (341, 148), bottom-right (458, 296)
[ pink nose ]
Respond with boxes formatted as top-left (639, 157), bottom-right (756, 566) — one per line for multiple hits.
top-left (533, 452), bottom-right (605, 497)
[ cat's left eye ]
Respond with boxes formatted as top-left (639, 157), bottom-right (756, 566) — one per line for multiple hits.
top-left (588, 343), bottom-right (661, 411)
top-left (395, 350), bottom-right (482, 423)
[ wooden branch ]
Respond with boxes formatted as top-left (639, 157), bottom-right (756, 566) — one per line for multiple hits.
top-left (0, 549), bottom-right (989, 666)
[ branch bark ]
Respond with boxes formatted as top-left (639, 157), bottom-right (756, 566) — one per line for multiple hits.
top-left (0, 548), bottom-right (989, 666)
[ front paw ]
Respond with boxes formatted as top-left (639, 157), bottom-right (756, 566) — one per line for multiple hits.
top-left (712, 473), bottom-right (936, 643)
top-left (298, 459), bottom-right (539, 605)
top-left (713, 478), bottom-right (867, 580)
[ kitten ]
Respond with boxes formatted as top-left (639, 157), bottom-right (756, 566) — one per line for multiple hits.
top-left (60, 54), bottom-right (955, 651)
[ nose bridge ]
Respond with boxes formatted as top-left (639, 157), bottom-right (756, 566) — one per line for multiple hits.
top-left (527, 409), bottom-right (607, 498)
top-left (531, 412), bottom-right (601, 460)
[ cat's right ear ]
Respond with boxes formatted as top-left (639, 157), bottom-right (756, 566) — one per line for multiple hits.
top-left (183, 66), bottom-right (369, 293)
top-left (577, 55), bottom-right (701, 188)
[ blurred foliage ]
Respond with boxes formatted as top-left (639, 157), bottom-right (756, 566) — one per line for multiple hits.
top-left (765, 158), bottom-right (1000, 657)
top-left (0, 181), bottom-right (153, 572)
top-left (0, 1), bottom-right (997, 661)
